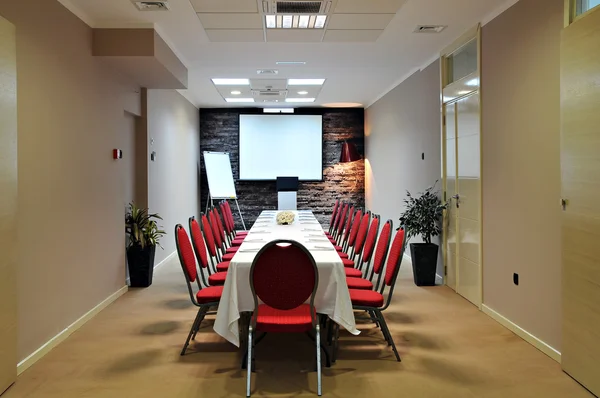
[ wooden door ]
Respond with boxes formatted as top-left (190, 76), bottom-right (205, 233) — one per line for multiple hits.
top-left (0, 15), bottom-right (17, 395)
top-left (561, 6), bottom-right (600, 396)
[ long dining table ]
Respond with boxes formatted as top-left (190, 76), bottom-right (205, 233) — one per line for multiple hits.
top-left (213, 210), bottom-right (360, 349)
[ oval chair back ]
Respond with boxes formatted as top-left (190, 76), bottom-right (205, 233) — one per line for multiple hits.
top-left (175, 224), bottom-right (201, 305)
top-left (249, 240), bottom-right (319, 329)
top-left (379, 228), bottom-right (407, 310)
top-left (189, 217), bottom-right (211, 284)
top-left (201, 213), bottom-right (219, 264)
top-left (346, 209), bottom-right (363, 250)
top-left (358, 215), bottom-right (380, 272)
top-left (209, 208), bottom-right (224, 251)
top-left (340, 205), bottom-right (355, 248)
top-left (351, 211), bottom-right (371, 260)
top-left (328, 200), bottom-right (339, 234)
top-left (334, 203), bottom-right (348, 240)
top-left (369, 219), bottom-right (393, 288)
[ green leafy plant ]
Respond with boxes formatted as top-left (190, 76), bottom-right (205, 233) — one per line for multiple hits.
top-left (399, 182), bottom-right (448, 244)
top-left (125, 202), bottom-right (166, 249)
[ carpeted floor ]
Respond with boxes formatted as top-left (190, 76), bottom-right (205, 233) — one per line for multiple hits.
top-left (3, 256), bottom-right (592, 398)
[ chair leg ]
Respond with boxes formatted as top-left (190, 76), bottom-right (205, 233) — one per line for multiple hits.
top-left (368, 310), bottom-right (380, 328)
top-left (191, 307), bottom-right (208, 340)
top-left (376, 310), bottom-right (401, 362)
top-left (181, 308), bottom-right (204, 356)
top-left (316, 324), bottom-right (322, 396)
top-left (246, 326), bottom-right (253, 397)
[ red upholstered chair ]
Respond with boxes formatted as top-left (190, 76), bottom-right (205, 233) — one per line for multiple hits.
top-left (175, 224), bottom-right (223, 356)
top-left (331, 202), bottom-right (348, 243)
top-left (337, 208), bottom-right (362, 259)
top-left (343, 211), bottom-right (371, 278)
top-left (220, 201), bottom-right (244, 246)
top-left (349, 228), bottom-right (407, 362)
top-left (214, 207), bottom-right (239, 255)
top-left (209, 208), bottom-right (236, 262)
top-left (346, 217), bottom-right (390, 291)
top-left (189, 217), bottom-right (227, 286)
top-left (200, 213), bottom-right (229, 272)
top-left (246, 240), bottom-right (323, 397)
top-left (224, 200), bottom-right (247, 238)
top-left (334, 205), bottom-right (354, 252)
top-left (326, 200), bottom-right (339, 237)
top-left (345, 215), bottom-right (380, 289)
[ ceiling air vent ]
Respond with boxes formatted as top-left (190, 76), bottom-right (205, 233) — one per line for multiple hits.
top-left (413, 25), bottom-right (446, 33)
top-left (257, 69), bottom-right (279, 75)
top-left (133, 1), bottom-right (171, 11)
top-left (276, 1), bottom-right (323, 14)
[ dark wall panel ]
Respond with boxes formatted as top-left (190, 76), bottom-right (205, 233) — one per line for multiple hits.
top-left (199, 108), bottom-right (365, 228)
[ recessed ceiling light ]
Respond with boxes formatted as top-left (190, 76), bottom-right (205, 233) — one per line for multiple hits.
top-left (288, 78), bottom-right (325, 85)
top-left (225, 98), bottom-right (254, 103)
top-left (266, 15), bottom-right (276, 28)
top-left (285, 98), bottom-right (315, 103)
top-left (299, 15), bottom-right (309, 28)
top-left (457, 90), bottom-right (471, 95)
top-left (264, 108), bottom-right (294, 113)
top-left (282, 15), bottom-right (293, 28)
top-left (314, 15), bottom-right (327, 29)
top-left (230, 90), bottom-right (242, 95)
top-left (276, 61), bottom-right (306, 65)
top-left (298, 91), bottom-right (309, 95)
top-left (212, 78), bottom-right (250, 85)
top-left (322, 102), bottom-right (363, 108)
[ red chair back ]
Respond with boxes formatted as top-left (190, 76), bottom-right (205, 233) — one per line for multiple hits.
top-left (175, 225), bottom-right (198, 283)
top-left (209, 209), bottom-right (223, 248)
top-left (201, 214), bottom-right (218, 257)
top-left (385, 228), bottom-right (406, 287)
top-left (342, 205), bottom-right (355, 242)
top-left (249, 241), bottom-right (319, 327)
top-left (335, 203), bottom-right (349, 236)
top-left (347, 209), bottom-right (363, 246)
top-left (353, 212), bottom-right (371, 254)
top-left (361, 215), bottom-right (380, 263)
top-left (329, 200), bottom-right (339, 229)
top-left (372, 220), bottom-right (393, 275)
top-left (214, 208), bottom-right (227, 243)
top-left (189, 217), bottom-right (209, 268)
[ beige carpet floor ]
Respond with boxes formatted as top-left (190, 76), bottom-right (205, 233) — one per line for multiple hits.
top-left (3, 256), bottom-right (593, 398)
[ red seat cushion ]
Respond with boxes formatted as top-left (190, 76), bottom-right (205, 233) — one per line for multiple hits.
top-left (226, 246), bottom-right (239, 254)
top-left (216, 261), bottom-right (230, 272)
top-left (255, 304), bottom-right (315, 333)
top-left (222, 252), bottom-right (235, 261)
top-left (231, 240), bottom-right (243, 247)
top-left (236, 231), bottom-right (248, 236)
top-left (345, 268), bottom-right (362, 277)
top-left (232, 237), bottom-right (245, 243)
top-left (349, 289), bottom-right (384, 307)
top-left (334, 245), bottom-right (343, 251)
top-left (338, 252), bottom-right (349, 259)
top-left (208, 272), bottom-right (227, 286)
top-left (342, 258), bottom-right (355, 268)
top-left (346, 277), bottom-right (373, 290)
top-left (195, 286), bottom-right (223, 304)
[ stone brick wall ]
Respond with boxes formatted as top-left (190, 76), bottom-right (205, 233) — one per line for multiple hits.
top-left (199, 108), bottom-right (365, 229)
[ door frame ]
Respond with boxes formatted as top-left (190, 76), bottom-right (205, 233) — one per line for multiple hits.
top-left (440, 24), bottom-right (483, 308)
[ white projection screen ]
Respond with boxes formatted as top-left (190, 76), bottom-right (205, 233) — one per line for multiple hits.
top-left (239, 114), bottom-right (323, 180)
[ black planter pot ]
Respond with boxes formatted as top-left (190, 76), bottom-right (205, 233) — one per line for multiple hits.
top-left (127, 244), bottom-right (156, 288)
top-left (410, 243), bottom-right (438, 286)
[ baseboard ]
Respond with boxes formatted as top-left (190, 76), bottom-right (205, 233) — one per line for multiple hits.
top-left (154, 250), bottom-right (177, 272)
top-left (482, 304), bottom-right (561, 363)
top-left (17, 285), bottom-right (129, 375)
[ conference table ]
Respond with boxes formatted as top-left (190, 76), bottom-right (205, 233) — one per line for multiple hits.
top-left (213, 210), bottom-right (360, 349)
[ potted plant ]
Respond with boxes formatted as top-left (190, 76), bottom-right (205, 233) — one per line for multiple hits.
top-left (125, 202), bottom-right (166, 287)
top-left (399, 183), bottom-right (447, 286)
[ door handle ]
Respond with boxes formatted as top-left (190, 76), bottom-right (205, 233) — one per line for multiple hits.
top-left (452, 194), bottom-right (460, 208)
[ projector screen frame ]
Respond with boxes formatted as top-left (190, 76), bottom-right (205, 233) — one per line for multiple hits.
top-left (237, 112), bottom-right (325, 182)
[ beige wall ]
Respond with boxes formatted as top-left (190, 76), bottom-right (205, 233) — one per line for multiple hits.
top-left (365, 61), bottom-right (443, 273)
top-left (0, 0), bottom-right (200, 362)
top-left (147, 90), bottom-right (201, 264)
top-left (481, 0), bottom-right (563, 350)
top-left (0, 14), bottom-right (17, 394)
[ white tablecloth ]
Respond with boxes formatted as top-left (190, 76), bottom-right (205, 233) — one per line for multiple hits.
top-left (213, 210), bottom-right (360, 347)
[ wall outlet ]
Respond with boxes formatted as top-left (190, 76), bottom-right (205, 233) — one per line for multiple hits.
top-left (513, 273), bottom-right (519, 285)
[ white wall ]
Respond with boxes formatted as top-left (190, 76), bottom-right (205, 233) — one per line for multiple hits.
top-left (365, 61), bottom-right (442, 271)
top-left (147, 90), bottom-right (201, 264)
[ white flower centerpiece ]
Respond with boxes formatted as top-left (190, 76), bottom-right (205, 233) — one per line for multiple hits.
top-left (276, 211), bottom-right (295, 225)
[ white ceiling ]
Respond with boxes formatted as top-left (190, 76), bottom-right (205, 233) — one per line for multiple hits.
top-left (58, 0), bottom-right (519, 108)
